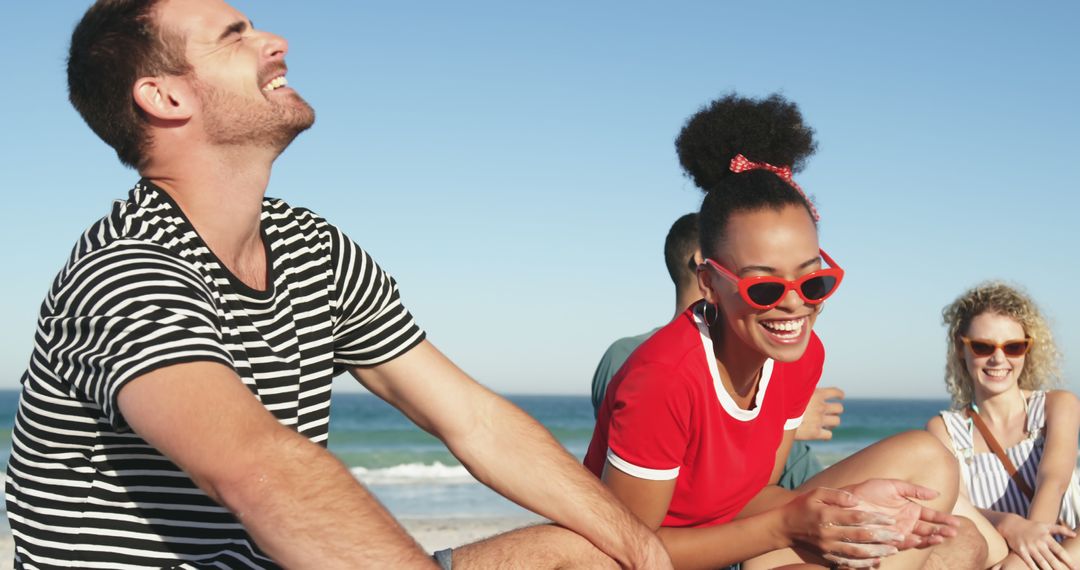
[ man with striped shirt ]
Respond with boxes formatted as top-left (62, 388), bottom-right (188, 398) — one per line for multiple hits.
top-left (3, 0), bottom-right (671, 568)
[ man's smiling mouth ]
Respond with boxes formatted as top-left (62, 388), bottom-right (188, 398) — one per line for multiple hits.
top-left (262, 75), bottom-right (288, 92)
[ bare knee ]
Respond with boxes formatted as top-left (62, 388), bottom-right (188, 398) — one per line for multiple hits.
top-left (893, 430), bottom-right (954, 469)
top-left (893, 431), bottom-right (959, 505)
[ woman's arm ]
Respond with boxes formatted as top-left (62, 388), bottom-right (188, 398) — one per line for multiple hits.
top-left (736, 429), bottom-right (800, 519)
top-left (771, 428), bottom-right (799, 485)
top-left (1029, 390), bottom-right (1080, 525)
top-left (601, 461), bottom-right (901, 569)
top-left (990, 391), bottom-right (1080, 570)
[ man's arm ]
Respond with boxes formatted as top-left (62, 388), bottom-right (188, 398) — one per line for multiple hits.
top-left (119, 361), bottom-right (438, 570)
top-left (351, 340), bottom-right (671, 569)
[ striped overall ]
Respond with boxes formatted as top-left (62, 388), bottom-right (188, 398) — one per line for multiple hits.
top-left (940, 390), bottom-right (1080, 527)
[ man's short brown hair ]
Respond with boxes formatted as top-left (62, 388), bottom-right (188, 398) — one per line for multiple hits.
top-left (663, 213), bottom-right (699, 287)
top-left (68, 0), bottom-right (191, 169)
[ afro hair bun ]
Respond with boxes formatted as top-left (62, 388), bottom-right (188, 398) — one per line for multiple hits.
top-left (675, 93), bottom-right (817, 193)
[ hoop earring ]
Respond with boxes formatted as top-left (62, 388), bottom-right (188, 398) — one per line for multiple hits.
top-left (703, 303), bottom-right (720, 326)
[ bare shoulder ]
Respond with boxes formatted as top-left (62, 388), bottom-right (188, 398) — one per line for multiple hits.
top-left (1044, 389), bottom-right (1080, 416)
top-left (1039, 391), bottom-right (1079, 461)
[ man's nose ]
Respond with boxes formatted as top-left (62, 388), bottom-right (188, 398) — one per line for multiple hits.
top-left (258, 30), bottom-right (288, 61)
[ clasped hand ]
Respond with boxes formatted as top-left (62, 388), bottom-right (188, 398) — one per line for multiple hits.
top-left (784, 479), bottom-right (959, 569)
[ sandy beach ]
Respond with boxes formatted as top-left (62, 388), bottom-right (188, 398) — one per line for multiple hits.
top-left (0, 515), bottom-right (544, 567)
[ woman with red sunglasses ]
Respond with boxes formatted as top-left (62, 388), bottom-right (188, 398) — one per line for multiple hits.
top-left (584, 94), bottom-right (975, 569)
top-left (927, 283), bottom-right (1080, 570)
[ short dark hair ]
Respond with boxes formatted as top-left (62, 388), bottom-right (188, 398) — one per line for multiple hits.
top-left (674, 93), bottom-right (818, 259)
top-left (68, 0), bottom-right (191, 169)
top-left (663, 213), bottom-right (699, 287)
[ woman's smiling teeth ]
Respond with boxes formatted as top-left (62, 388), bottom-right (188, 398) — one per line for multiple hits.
top-left (760, 317), bottom-right (806, 339)
top-left (984, 368), bottom-right (1010, 378)
top-left (262, 76), bottom-right (288, 92)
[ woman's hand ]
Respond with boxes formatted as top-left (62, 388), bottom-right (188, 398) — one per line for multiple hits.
top-left (781, 487), bottom-right (904, 568)
top-left (842, 478), bottom-right (961, 550)
top-left (995, 513), bottom-right (1077, 570)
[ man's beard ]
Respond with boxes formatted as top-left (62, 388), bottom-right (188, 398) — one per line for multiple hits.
top-left (195, 79), bottom-right (316, 154)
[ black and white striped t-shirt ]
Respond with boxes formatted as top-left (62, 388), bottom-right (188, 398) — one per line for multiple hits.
top-left (5, 180), bottom-right (425, 569)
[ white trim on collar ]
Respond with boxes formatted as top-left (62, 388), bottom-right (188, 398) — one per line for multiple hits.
top-left (692, 304), bottom-right (774, 422)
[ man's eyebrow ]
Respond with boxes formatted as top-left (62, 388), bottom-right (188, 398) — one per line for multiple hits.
top-left (736, 256), bottom-right (821, 276)
top-left (217, 19), bottom-right (252, 42)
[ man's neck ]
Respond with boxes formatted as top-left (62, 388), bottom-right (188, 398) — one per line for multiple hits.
top-left (673, 287), bottom-right (703, 319)
top-left (142, 145), bottom-right (275, 289)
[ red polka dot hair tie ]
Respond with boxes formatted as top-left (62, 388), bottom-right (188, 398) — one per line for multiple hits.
top-left (729, 154), bottom-right (820, 221)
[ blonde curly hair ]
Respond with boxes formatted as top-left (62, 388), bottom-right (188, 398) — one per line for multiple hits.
top-left (942, 281), bottom-right (1061, 410)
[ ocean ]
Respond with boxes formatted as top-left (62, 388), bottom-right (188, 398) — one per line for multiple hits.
top-left (0, 390), bottom-right (950, 526)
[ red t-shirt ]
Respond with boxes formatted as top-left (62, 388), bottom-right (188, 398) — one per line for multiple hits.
top-left (584, 304), bottom-right (824, 528)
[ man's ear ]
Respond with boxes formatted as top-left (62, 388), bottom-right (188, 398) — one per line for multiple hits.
top-left (133, 76), bottom-right (193, 122)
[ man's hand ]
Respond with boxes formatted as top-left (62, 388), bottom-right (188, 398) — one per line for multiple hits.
top-left (842, 479), bottom-right (960, 551)
top-left (796, 387), bottom-right (845, 441)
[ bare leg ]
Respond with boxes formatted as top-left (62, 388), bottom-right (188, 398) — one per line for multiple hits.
top-left (745, 431), bottom-right (961, 570)
top-left (1064, 535), bottom-right (1080, 559)
top-left (746, 519), bottom-right (986, 570)
top-left (450, 523), bottom-right (618, 570)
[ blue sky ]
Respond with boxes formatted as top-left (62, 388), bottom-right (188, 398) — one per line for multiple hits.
top-left (1, 1), bottom-right (1077, 398)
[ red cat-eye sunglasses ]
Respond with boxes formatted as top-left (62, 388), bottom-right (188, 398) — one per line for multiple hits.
top-left (701, 249), bottom-right (845, 310)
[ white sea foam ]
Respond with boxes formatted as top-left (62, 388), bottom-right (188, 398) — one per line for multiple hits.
top-left (351, 462), bottom-right (477, 485)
